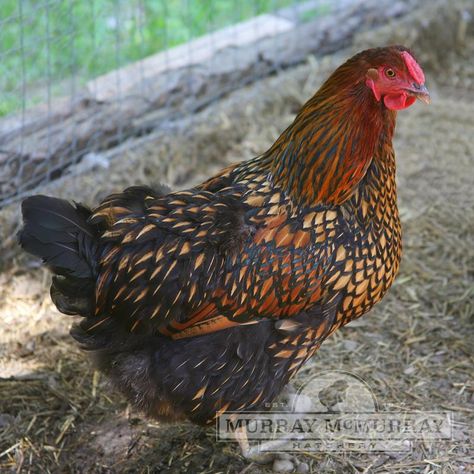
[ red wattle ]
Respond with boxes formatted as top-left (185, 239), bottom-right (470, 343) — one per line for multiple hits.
top-left (383, 93), bottom-right (416, 110)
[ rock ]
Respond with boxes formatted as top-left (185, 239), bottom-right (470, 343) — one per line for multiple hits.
top-left (0, 414), bottom-right (15, 429)
top-left (244, 449), bottom-right (275, 464)
top-left (273, 458), bottom-right (294, 472)
top-left (343, 340), bottom-right (359, 351)
top-left (296, 462), bottom-right (310, 473)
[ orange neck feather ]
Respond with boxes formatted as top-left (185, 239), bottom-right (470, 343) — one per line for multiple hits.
top-left (267, 62), bottom-right (397, 207)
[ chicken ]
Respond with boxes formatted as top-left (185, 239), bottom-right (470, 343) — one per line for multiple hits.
top-left (19, 46), bottom-right (429, 435)
top-left (318, 379), bottom-right (349, 413)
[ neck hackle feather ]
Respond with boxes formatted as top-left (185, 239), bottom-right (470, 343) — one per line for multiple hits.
top-left (265, 48), bottom-right (403, 207)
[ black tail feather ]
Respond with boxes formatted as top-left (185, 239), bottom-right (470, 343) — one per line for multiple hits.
top-left (19, 195), bottom-right (100, 316)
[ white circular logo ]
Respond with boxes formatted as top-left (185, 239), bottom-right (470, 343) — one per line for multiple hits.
top-left (291, 370), bottom-right (378, 414)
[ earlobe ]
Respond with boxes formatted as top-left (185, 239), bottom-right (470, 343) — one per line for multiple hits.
top-left (365, 78), bottom-right (381, 102)
top-left (365, 68), bottom-right (381, 102)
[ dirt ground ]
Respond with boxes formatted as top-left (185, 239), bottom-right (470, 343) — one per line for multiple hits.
top-left (1, 1), bottom-right (473, 473)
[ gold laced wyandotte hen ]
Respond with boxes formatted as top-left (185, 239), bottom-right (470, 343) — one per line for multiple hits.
top-left (19, 45), bottom-right (429, 452)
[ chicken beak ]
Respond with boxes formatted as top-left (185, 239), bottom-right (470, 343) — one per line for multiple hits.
top-left (415, 85), bottom-right (430, 104)
top-left (408, 84), bottom-right (431, 104)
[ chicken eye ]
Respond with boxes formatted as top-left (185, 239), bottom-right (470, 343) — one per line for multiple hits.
top-left (385, 68), bottom-right (396, 78)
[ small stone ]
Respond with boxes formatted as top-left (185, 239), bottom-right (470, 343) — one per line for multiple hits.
top-left (273, 458), bottom-right (294, 473)
top-left (343, 340), bottom-right (358, 351)
top-left (296, 462), bottom-right (310, 473)
top-left (0, 414), bottom-right (15, 429)
top-left (245, 450), bottom-right (275, 464)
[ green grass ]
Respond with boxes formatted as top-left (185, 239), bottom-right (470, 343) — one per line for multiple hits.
top-left (300, 3), bottom-right (331, 22)
top-left (0, 1), bottom-right (317, 117)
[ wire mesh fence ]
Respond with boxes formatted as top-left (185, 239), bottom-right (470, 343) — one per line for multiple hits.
top-left (0, 0), bottom-right (344, 209)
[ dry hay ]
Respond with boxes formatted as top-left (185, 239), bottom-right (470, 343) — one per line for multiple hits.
top-left (1, 0), bottom-right (473, 472)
